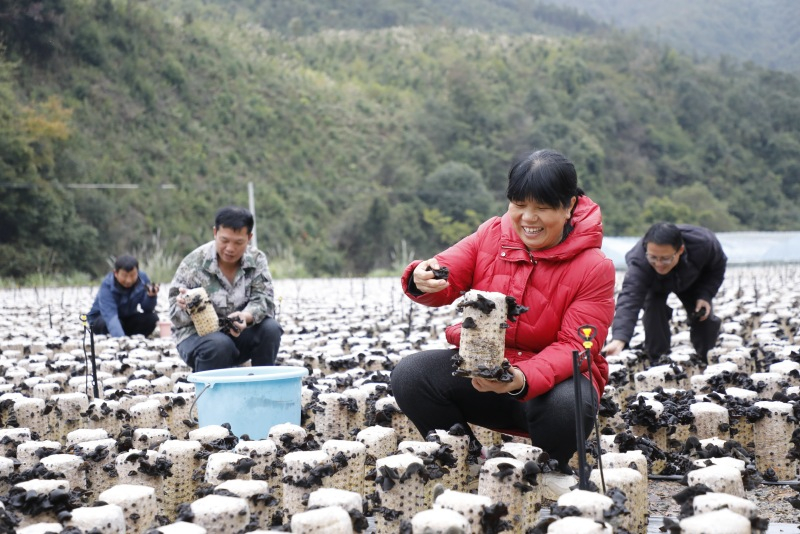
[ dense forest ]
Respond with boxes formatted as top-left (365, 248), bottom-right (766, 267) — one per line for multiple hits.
top-left (1, 0), bottom-right (799, 282)
top-left (546, 0), bottom-right (800, 72)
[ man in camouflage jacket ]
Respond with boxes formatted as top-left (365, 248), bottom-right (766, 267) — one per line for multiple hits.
top-left (168, 206), bottom-right (282, 371)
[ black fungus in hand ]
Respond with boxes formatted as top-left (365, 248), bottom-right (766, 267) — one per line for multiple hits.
top-left (687, 308), bottom-right (705, 324)
top-left (426, 265), bottom-right (450, 280)
top-left (219, 316), bottom-right (241, 334)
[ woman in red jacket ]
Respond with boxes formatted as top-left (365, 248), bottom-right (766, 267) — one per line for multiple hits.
top-left (391, 148), bottom-right (616, 499)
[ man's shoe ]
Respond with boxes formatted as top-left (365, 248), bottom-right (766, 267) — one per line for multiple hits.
top-left (541, 471), bottom-right (578, 501)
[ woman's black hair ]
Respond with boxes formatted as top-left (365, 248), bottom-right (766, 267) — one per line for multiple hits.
top-left (506, 148), bottom-right (584, 208)
top-left (643, 222), bottom-right (684, 249)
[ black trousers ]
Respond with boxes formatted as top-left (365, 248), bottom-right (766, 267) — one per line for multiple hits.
top-left (390, 348), bottom-right (598, 471)
top-left (642, 292), bottom-right (721, 362)
top-left (91, 312), bottom-right (158, 337)
top-left (177, 317), bottom-right (283, 372)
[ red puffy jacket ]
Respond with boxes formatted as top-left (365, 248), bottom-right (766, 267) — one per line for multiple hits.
top-left (401, 195), bottom-right (616, 401)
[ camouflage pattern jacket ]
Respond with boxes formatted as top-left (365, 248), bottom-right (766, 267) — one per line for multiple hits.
top-left (168, 241), bottom-right (276, 345)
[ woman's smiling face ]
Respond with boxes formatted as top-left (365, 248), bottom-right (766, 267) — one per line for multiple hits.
top-left (508, 196), bottom-right (575, 251)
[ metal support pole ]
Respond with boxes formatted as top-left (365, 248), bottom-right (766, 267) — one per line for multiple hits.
top-left (248, 182), bottom-right (257, 250)
top-left (575, 324), bottom-right (606, 493)
top-left (80, 313), bottom-right (100, 398)
top-left (572, 348), bottom-right (589, 490)
top-left (89, 328), bottom-right (99, 398)
top-left (586, 343), bottom-right (606, 494)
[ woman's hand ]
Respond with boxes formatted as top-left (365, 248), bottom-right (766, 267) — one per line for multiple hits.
top-left (471, 366), bottom-right (526, 394)
top-left (412, 259), bottom-right (449, 294)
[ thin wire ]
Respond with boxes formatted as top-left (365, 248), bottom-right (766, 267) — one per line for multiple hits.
top-left (188, 384), bottom-right (211, 423)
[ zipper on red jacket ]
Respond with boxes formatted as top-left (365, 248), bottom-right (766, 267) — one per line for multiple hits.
top-left (501, 245), bottom-right (537, 264)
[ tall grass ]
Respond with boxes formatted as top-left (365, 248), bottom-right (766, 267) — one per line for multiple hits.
top-left (0, 232), bottom-right (310, 288)
top-left (367, 239), bottom-right (416, 278)
top-left (134, 229), bottom-right (181, 284)
top-left (0, 272), bottom-right (94, 289)
top-left (267, 244), bottom-right (310, 279)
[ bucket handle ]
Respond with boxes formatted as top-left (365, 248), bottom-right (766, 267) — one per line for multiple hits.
top-left (188, 383), bottom-right (212, 425)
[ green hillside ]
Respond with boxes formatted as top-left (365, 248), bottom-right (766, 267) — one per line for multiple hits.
top-left (1, 0), bottom-right (799, 282)
top-left (151, 0), bottom-right (607, 37)
top-left (544, 0), bottom-right (800, 72)
top-left (157, 0), bottom-right (800, 72)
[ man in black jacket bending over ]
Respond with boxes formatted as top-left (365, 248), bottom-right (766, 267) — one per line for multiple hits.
top-left (604, 222), bottom-right (727, 364)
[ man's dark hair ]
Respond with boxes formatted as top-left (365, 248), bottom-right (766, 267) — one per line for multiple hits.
top-left (214, 206), bottom-right (254, 234)
top-left (643, 222), bottom-right (684, 249)
top-left (114, 255), bottom-right (139, 272)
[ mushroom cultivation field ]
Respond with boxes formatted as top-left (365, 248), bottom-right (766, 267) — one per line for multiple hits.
top-left (0, 267), bottom-right (798, 533)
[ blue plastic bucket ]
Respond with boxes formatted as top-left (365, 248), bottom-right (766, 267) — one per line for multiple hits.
top-left (187, 366), bottom-right (308, 439)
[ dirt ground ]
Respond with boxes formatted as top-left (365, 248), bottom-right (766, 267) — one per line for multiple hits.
top-left (646, 479), bottom-right (799, 527)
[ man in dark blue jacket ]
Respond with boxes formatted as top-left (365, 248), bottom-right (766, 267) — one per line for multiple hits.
top-left (604, 222), bottom-right (727, 363)
top-left (87, 255), bottom-right (160, 337)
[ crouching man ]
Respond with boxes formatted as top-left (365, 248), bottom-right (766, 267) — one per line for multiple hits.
top-left (169, 206), bottom-right (282, 371)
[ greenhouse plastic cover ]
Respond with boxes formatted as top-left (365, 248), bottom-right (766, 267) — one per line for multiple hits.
top-left (602, 231), bottom-right (800, 270)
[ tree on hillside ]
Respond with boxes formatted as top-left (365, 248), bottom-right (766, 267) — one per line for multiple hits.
top-left (418, 161), bottom-right (496, 223)
top-left (0, 58), bottom-right (100, 278)
top-left (6, 0), bottom-right (800, 280)
top-left (0, 0), bottom-right (66, 60)
top-left (333, 195), bottom-right (392, 276)
top-left (664, 184), bottom-right (738, 231)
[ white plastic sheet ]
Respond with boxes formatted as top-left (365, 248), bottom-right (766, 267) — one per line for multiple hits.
top-left (602, 232), bottom-right (800, 269)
